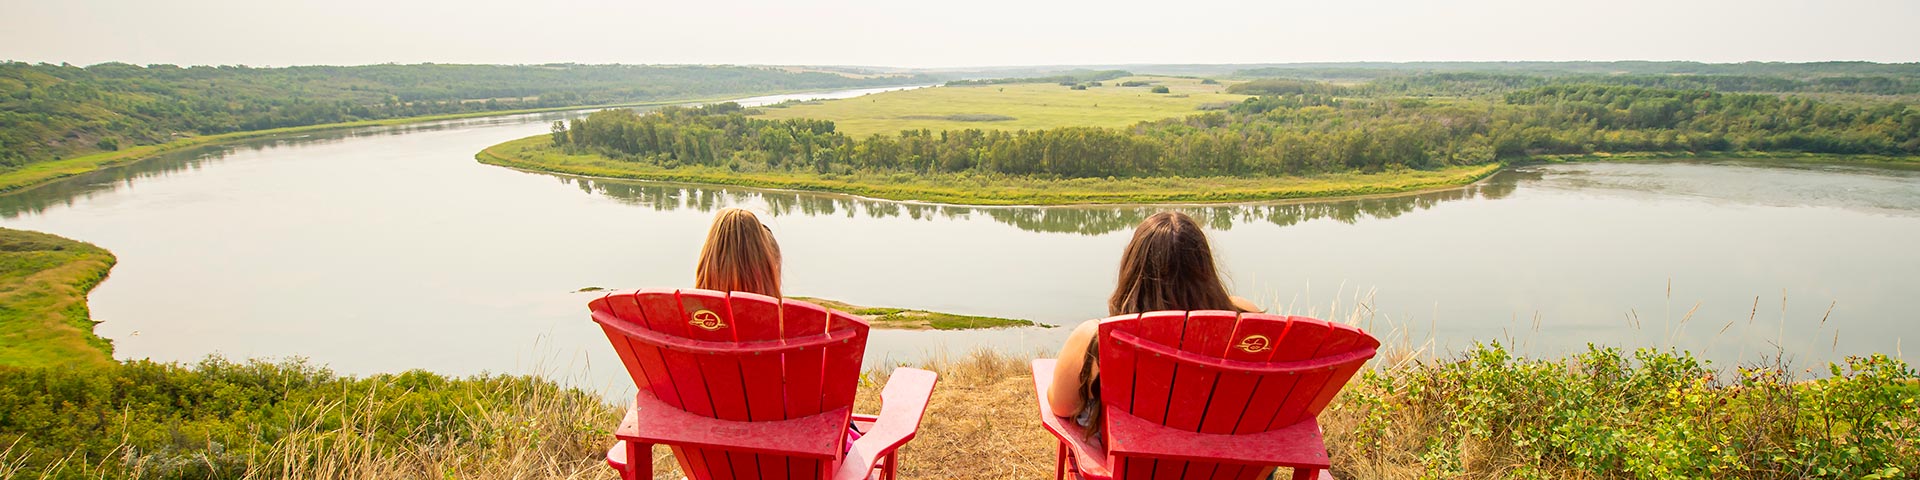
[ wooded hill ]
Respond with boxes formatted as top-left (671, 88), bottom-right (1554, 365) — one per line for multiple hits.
top-left (0, 62), bottom-right (927, 169)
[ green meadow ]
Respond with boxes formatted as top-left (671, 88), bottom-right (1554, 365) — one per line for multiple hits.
top-left (752, 76), bottom-right (1249, 136)
top-left (0, 228), bottom-right (117, 368)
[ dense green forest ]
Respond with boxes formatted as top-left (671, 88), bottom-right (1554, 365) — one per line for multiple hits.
top-left (1228, 72), bottom-right (1920, 97)
top-left (1231, 61), bottom-right (1920, 80)
top-left (549, 81), bottom-right (1918, 180)
top-left (0, 62), bottom-right (927, 168)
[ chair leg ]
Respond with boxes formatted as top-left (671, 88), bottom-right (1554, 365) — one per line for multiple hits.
top-left (625, 441), bottom-right (650, 480)
top-left (885, 451), bottom-right (899, 480)
top-left (1290, 467), bottom-right (1331, 480)
top-left (1055, 441), bottom-right (1067, 480)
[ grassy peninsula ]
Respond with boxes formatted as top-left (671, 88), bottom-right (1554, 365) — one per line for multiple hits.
top-left (480, 68), bottom-right (1916, 206)
top-left (480, 135), bottom-right (1502, 205)
top-left (0, 228), bottom-right (116, 368)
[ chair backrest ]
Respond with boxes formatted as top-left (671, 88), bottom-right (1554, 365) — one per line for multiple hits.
top-left (1097, 311), bottom-right (1379, 436)
top-left (591, 288), bottom-right (870, 479)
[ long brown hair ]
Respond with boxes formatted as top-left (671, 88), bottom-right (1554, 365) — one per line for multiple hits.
top-left (1108, 211), bottom-right (1236, 315)
top-left (1080, 211), bottom-right (1237, 437)
top-left (694, 208), bottom-right (782, 298)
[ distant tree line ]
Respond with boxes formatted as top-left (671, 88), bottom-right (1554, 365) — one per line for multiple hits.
top-left (1229, 73), bottom-right (1920, 98)
top-left (553, 83), bottom-right (1918, 179)
top-left (1230, 61), bottom-right (1920, 81)
top-left (0, 62), bottom-right (929, 169)
top-left (946, 70), bottom-right (1131, 86)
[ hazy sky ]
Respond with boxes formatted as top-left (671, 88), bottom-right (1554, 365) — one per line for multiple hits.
top-left (3, 0), bottom-right (1916, 68)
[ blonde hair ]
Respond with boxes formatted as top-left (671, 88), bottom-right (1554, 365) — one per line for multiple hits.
top-left (695, 208), bottom-right (782, 298)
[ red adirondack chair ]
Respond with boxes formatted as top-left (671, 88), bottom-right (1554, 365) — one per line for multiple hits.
top-left (591, 289), bottom-right (939, 480)
top-left (1031, 311), bottom-right (1379, 480)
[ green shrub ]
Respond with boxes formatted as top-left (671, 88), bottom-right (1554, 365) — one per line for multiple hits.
top-left (1332, 343), bottom-right (1920, 479)
top-left (0, 356), bottom-right (618, 479)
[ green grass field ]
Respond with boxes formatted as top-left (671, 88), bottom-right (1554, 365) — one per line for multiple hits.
top-left (0, 228), bottom-right (116, 368)
top-left (753, 76), bottom-right (1249, 136)
top-left (480, 135), bottom-right (1503, 205)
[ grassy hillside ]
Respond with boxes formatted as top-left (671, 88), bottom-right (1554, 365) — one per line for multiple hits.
top-left (6, 347), bottom-right (1913, 479)
top-left (0, 228), bottom-right (116, 368)
top-left (752, 76), bottom-right (1247, 136)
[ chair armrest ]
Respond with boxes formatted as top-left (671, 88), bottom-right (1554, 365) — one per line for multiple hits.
top-left (1031, 359), bottom-right (1112, 479)
top-left (616, 389), bottom-right (849, 460)
top-left (831, 367), bottom-right (938, 480)
top-left (1106, 408), bottom-right (1330, 469)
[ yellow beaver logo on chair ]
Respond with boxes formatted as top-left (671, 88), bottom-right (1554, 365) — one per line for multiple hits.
top-left (1236, 334), bottom-right (1271, 354)
top-left (688, 310), bottom-right (727, 331)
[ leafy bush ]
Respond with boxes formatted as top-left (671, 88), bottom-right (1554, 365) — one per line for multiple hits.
top-left (0, 357), bottom-right (620, 479)
top-left (1329, 343), bottom-right (1920, 479)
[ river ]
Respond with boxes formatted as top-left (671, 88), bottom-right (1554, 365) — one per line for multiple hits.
top-left (2, 87), bottom-right (1915, 394)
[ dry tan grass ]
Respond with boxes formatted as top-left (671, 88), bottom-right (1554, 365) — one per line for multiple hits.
top-left (863, 350), bottom-right (1058, 480)
top-left (242, 377), bottom-right (626, 480)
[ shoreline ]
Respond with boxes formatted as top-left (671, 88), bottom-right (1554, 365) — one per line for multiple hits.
top-left (0, 86), bottom-right (907, 196)
top-left (481, 133), bottom-right (1920, 208)
top-left (0, 228), bottom-right (118, 368)
top-left (478, 135), bottom-right (1508, 207)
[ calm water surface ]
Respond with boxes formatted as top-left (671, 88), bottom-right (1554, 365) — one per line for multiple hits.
top-left (3, 88), bottom-right (1915, 393)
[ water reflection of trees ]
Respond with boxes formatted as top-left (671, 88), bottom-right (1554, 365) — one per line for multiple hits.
top-left (0, 111), bottom-right (595, 219)
top-left (566, 171), bottom-right (1522, 235)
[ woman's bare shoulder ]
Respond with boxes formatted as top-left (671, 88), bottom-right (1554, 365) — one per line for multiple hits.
top-left (1229, 295), bottom-right (1265, 313)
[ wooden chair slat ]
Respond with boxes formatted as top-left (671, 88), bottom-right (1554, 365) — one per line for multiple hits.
top-left (1200, 314), bottom-right (1290, 434)
top-left (729, 292), bottom-right (791, 479)
top-left (1301, 324), bottom-right (1382, 417)
top-left (1163, 310), bottom-right (1237, 432)
top-left (1266, 321), bottom-right (1370, 429)
top-left (729, 293), bottom-right (790, 423)
top-left (633, 290), bottom-right (731, 479)
top-left (1178, 461), bottom-right (1233, 480)
top-left (682, 290), bottom-right (764, 479)
top-left (596, 294), bottom-right (669, 403)
top-left (1237, 316), bottom-right (1333, 435)
top-left (1123, 311), bottom-right (1187, 425)
top-left (1097, 313), bottom-right (1143, 416)
top-left (675, 290), bottom-right (754, 425)
top-left (1234, 466), bottom-right (1278, 480)
top-left (780, 299), bottom-right (830, 418)
top-left (597, 293), bottom-right (710, 479)
top-left (820, 310), bottom-right (870, 413)
top-left (1119, 458), bottom-right (1149, 479)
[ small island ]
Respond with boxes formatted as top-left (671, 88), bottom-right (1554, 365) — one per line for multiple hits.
top-left (790, 297), bottom-right (1046, 330)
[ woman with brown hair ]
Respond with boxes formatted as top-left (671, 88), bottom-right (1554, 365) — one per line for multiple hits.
top-left (693, 208), bottom-right (869, 446)
top-left (1045, 211), bottom-right (1260, 439)
top-left (695, 207), bottom-right (782, 298)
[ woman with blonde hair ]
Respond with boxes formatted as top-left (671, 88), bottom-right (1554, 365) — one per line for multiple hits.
top-left (1046, 211), bottom-right (1260, 440)
top-left (695, 207), bottom-right (868, 445)
top-left (695, 207), bottom-right (782, 298)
